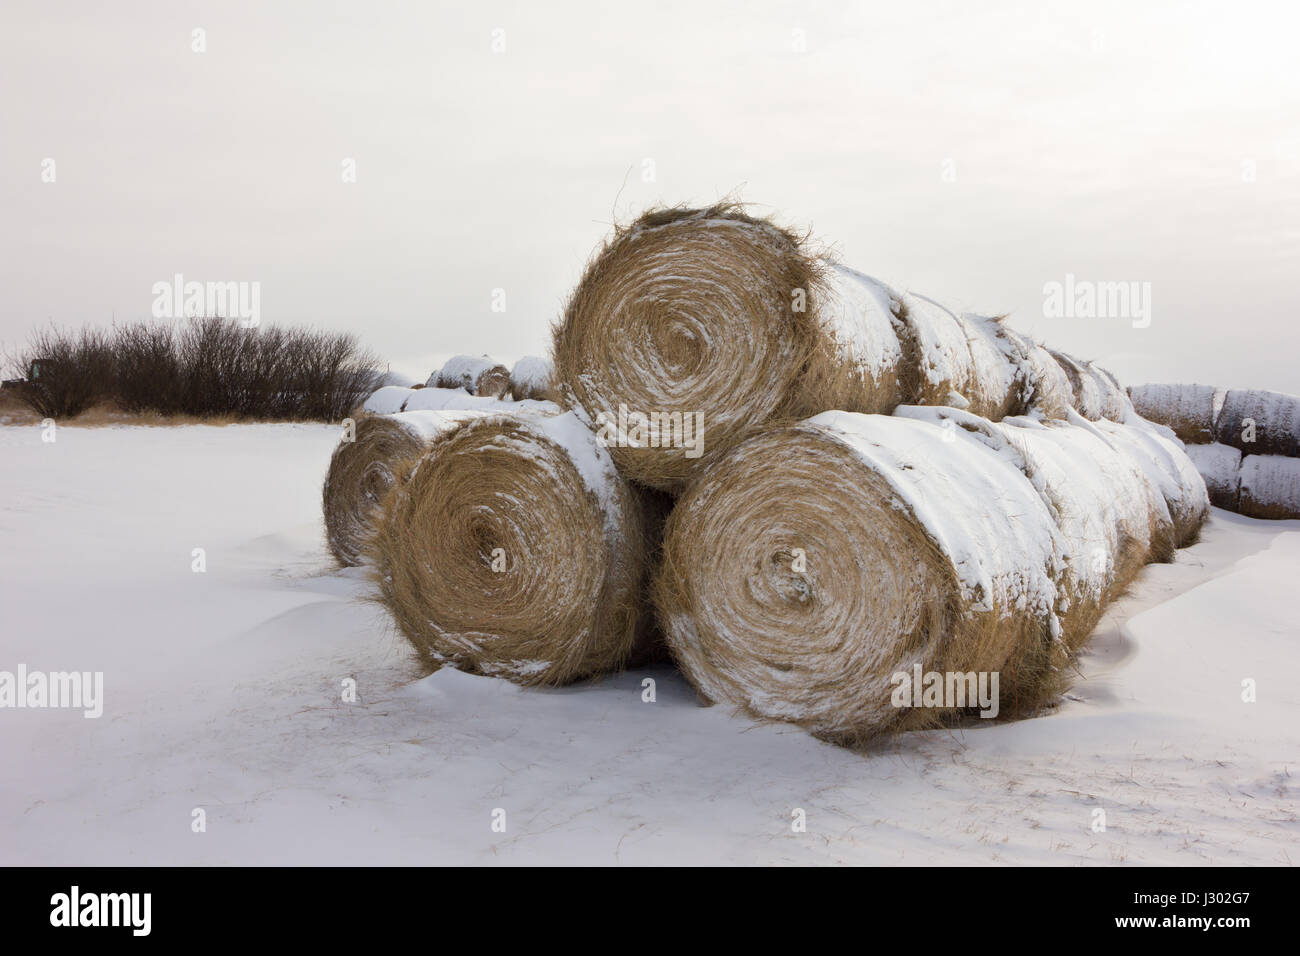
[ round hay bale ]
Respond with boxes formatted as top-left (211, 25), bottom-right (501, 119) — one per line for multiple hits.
top-left (1238, 454), bottom-right (1300, 519)
top-left (901, 407), bottom-right (1168, 644)
top-left (812, 262), bottom-right (907, 414)
top-left (1086, 362), bottom-right (1132, 420)
top-left (1003, 329), bottom-right (1075, 418)
top-left (432, 355), bottom-right (511, 398)
top-left (894, 293), bottom-right (978, 411)
top-left (553, 204), bottom-right (905, 492)
top-left (654, 410), bottom-right (1064, 744)
top-left (1093, 418), bottom-right (1209, 549)
top-left (509, 355), bottom-right (556, 401)
top-left (361, 385), bottom-right (415, 415)
top-left (992, 413), bottom-right (1167, 654)
top-left (322, 410), bottom-right (487, 566)
top-left (1184, 442), bottom-right (1243, 511)
top-left (1048, 349), bottom-right (1104, 419)
top-left (959, 312), bottom-right (1021, 420)
top-left (1214, 389), bottom-right (1300, 458)
top-left (372, 409), bottom-right (655, 685)
top-left (1127, 383), bottom-right (1216, 443)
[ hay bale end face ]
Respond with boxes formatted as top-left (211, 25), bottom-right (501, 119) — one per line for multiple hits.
top-left (432, 355), bottom-right (512, 398)
top-left (1128, 383), bottom-right (1216, 443)
top-left (1214, 389), bottom-right (1300, 458)
top-left (372, 410), bottom-right (655, 686)
top-left (322, 410), bottom-right (487, 566)
top-left (1238, 454), bottom-right (1300, 519)
top-left (553, 204), bottom-right (834, 492)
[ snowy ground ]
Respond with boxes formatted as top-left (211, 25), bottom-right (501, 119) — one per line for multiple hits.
top-left (1, 423), bottom-right (1296, 865)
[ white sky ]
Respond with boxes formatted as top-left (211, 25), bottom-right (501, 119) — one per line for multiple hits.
top-left (2, 0), bottom-right (1297, 391)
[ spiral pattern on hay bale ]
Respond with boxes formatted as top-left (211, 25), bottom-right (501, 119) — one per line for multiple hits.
top-left (371, 409), bottom-right (655, 685)
top-left (322, 410), bottom-right (489, 566)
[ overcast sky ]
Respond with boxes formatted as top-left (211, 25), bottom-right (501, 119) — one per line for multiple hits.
top-left (2, 0), bottom-right (1297, 391)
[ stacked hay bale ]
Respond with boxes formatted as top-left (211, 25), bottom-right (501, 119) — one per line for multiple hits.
top-left (1127, 384), bottom-right (1300, 519)
top-left (335, 202), bottom-right (1219, 745)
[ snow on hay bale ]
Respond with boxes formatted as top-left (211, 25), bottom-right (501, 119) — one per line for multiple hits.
top-left (1184, 442), bottom-right (1243, 510)
top-left (1127, 383), bottom-right (1216, 443)
top-left (653, 410), bottom-right (1067, 744)
top-left (1047, 351), bottom-right (1128, 421)
top-left (1093, 417), bottom-right (1210, 548)
top-left (431, 354), bottom-right (511, 398)
top-left (953, 312), bottom-right (1020, 419)
top-left (322, 410), bottom-right (490, 566)
top-left (996, 325), bottom-right (1075, 419)
top-left (400, 385), bottom-right (538, 413)
top-left (1047, 349), bottom-right (1099, 419)
top-left (909, 408), bottom-right (1171, 654)
top-left (1214, 389), bottom-right (1300, 458)
top-left (372, 409), bottom-right (656, 685)
top-left (361, 385), bottom-right (415, 415)
top-left (509, 355), bottom-right (556, 401)
top-left (893, 293), bottom-right (978, 412)
top-left (1088, 363), bottom-right (1133, 421)
top-left (1238, 455), bottom-right (1300, 519)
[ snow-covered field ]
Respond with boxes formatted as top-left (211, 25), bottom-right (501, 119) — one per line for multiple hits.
top-left (1, 423), bottom-right (1296, 865)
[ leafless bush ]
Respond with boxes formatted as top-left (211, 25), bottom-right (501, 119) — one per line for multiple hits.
top-left (7, 324), bottom-right (115, 418)
top-left (8, 318), bottom-right (382, 421)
